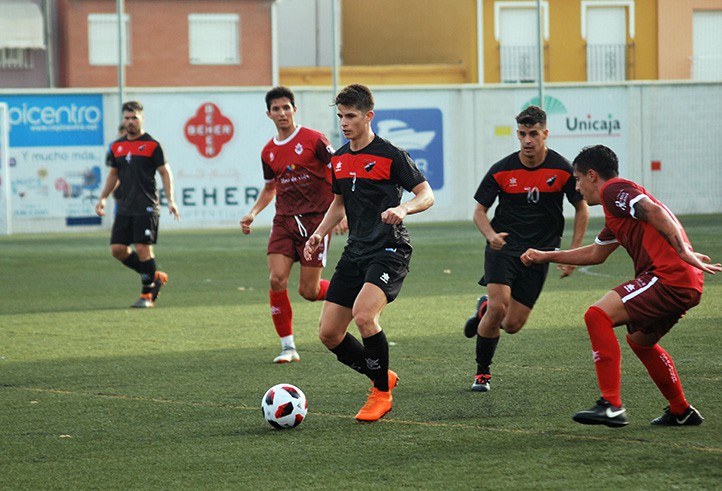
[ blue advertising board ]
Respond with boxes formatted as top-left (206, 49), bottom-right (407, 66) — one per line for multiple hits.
top-left (372, 108), bottom-right (444, 190)
top-left (0, 93), bottom-right (104, 147)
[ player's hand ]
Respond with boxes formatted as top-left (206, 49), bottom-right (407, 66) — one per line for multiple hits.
top-left (168, 200), bottom-right (181, 221)
top-left (304, 234), bottom-right (323, 261)
top-left (240, 213), bottom-right (254, 235)
top-left (381, 205), bottom-right (407, 225)
top-left (488, 232), bottom-right (509, 251)
top-left (520, 248), bottom-right (543, 266)
top-left (556, 263), bottom-right (576, 278)
top-left (691, 251), bottom-right (722, 275)
top-left (95, 199), bottom-right (106, 217)
top-left (334, 216), bottom-right (348, 235)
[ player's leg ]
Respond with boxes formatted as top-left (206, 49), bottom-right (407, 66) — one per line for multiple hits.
top-left (298, 265), bottom-right (328, 301)
top-left (267, 253), bottom-right (298, 362)
top-left (572, 289), bottom-right (629, 427)
top-left (471, 282), bottom-right (511, 391)
top-left (297, 215), bottom-right (330, 301)
top-left (624, 284), bottom-right (703, 426)
top-left (128, 214), bottom-right (160, 308)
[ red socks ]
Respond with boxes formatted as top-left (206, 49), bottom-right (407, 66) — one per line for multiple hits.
top-left (627, 336), bottom-right (688, 414)
top-left (316, 279), bottom-right (330, 301)
top-left (269, 289), bottom-right (293, 338)
top-left (584, 306), bottom-right (622, 407)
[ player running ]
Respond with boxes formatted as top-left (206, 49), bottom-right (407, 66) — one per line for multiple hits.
top-left (522, 144), bottom-right (721, 427)
top-left (241, 86), bottom-right (345, 364)
top-left (304, 84), bottom-right (434, 422)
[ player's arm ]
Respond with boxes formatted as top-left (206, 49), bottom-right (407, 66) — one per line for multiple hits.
top-left (157, 164), bottom-right (180, 221)
top-left (240, 181), bottom-right (276, 234)
top-left (557, 198), bottom-right (590, 278)
top-left (380, 181), bottom-right (434, 225)
top-left (304, 194), bottom-right (345, 260)
top-left (95, 167), bottom-right (120, 216)
top-left (521, 241), bottom-right (618, 268)
top-left (473, 203), bottom-right (508, 251)
top-left (635, 197), bottom-right (722, 274)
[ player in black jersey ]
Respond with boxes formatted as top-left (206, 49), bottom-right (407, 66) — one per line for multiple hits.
top-left (95, 101), bottom-right (180, 308)
top-left (464, 105), bottom-right (589, 392)
top-left (304, 84), bottom-right (434, 422)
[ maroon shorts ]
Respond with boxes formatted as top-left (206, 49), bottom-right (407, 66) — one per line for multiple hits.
top-left (268, 213), bottom-right (329, 267)
top-left (614, 272), bottom-right (701, 337)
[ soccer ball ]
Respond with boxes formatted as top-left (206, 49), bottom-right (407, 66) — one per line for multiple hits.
top-left (261, 383), bottom-right (307, 429)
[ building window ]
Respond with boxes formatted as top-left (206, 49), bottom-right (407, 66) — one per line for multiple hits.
top-left (189, 14), bottom-right (240, 65)
top-left (581, 1), bottom-right (634, 82)
top-left (88, 14), bottom-right (130, 66)
top-left (494, 1), bottom-right (549, 83)
top-left (0, 48), bottom-right (33, 69)
top-left (693, 10), bottom-right (722, 81)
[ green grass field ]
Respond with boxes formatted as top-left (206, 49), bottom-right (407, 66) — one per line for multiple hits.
top-left (1, 216), bottom-right (720, 490)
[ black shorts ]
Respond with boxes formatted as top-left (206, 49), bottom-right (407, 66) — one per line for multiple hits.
top-left (325, 247), bottom-right (411, 308)
top-left (479, 250), bottom-right (549, 309)
top-left (110, 214), bottom-right (159, 245)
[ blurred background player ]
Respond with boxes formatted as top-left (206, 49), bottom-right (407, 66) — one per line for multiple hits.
top-left (304, 84), bottom-right (434, 422)
top-left (521, 144), bottom-right (721, 427)
top-left (464, 105), bottom-right (589, 392)
top-left (96, 100), bottom-right (180, 308)
top-left (241, 86), bottom-right (345, 364)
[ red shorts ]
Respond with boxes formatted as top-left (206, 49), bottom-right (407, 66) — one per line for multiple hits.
top-left (268, 213), bottom-right (329, 267)
top-left (614, 272), bottom-right (701, 336)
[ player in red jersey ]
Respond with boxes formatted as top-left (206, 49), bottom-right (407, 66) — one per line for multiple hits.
top-left (241, 86), bottom-right (345, 364)
top-left (96, 101), bottom-right (180, 308)
top-left (304, 84), bottom-right (434, 422)
top-left (464, 105), bottom-right (589, 392)
top-left (522, 145), bottom-right (721, 427)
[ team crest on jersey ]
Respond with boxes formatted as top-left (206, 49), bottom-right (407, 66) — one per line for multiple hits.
top-left (269, 152), bottom-right (275, 162)
top-left (615, 190), bottom-right (629, 210)
top-left (546, 175), bottom-right (557, 186)
top-left (295, 143), bottom-right (303, 155)
top-left (364, 161), bottom-right (376, 173)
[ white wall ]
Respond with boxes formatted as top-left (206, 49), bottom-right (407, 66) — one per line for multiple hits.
top-left (0, 81), bottom-right (720, 234)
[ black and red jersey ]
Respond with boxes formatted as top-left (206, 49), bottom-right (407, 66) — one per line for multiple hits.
top-left (261, 126), bottom-right (334, 216)
top-left (474, 149), bottom-right (582, 255)
top-left (331, 135), bottom-right (427, 256)
top-left (108, 133), bottom-right (166, 216)
top-left (597, 178), bottom-right (703, 292)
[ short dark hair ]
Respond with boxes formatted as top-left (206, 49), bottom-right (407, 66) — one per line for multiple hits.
top-left (334, 84), bottom-right (374, 113)
top-left (265, 86), bottom-right (295, 111)
top-left (573, 145), bottom-right (619, 180)
top-left (516, 105), bottom-right (546, 127)
top-left (122, 100), bottom-right (143, 113)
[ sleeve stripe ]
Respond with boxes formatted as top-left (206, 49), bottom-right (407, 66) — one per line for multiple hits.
top-left (629, 194), bottom-right (648, 219)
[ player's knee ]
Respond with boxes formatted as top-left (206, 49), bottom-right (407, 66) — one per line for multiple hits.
top-left (298, 285), bottom-right (318, 302)
top-left (268, 274), bottom-right (288, 291)
top-left (502, 320), bottom-right (525, 334)
top-left (111, 245), bottom-right (129, 260)
top-left (353, 311), bottom-right (377, 333)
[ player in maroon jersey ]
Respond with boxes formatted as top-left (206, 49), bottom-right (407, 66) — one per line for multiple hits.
top-left (96, 101), bottom-right (180, 308)
top-left (304, 84), bottom-right (434, 422)
top-left (241, 86), bottom-right (345, 364)
top-left (464, 105), bottom-right (589, 393)
top-left (521, 145), bottom-right (721, 427)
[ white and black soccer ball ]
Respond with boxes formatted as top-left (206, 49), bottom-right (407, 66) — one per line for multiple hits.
top-left (261, 383), bottom-right (307, 429)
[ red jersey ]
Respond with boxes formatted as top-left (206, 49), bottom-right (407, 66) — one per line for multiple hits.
top-left (261, 126), bottom-right (334, 216)
top-left (597, 178), bottom-right (703, 292)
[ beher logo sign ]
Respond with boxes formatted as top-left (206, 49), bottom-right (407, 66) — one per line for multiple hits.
top-left (184, 102), bottom-right (234, 158)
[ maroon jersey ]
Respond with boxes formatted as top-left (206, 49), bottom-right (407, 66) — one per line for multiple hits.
top-left (261, 126), bottom-right (334, 216)
top-left (597, 178), bottom-right (703, 293)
